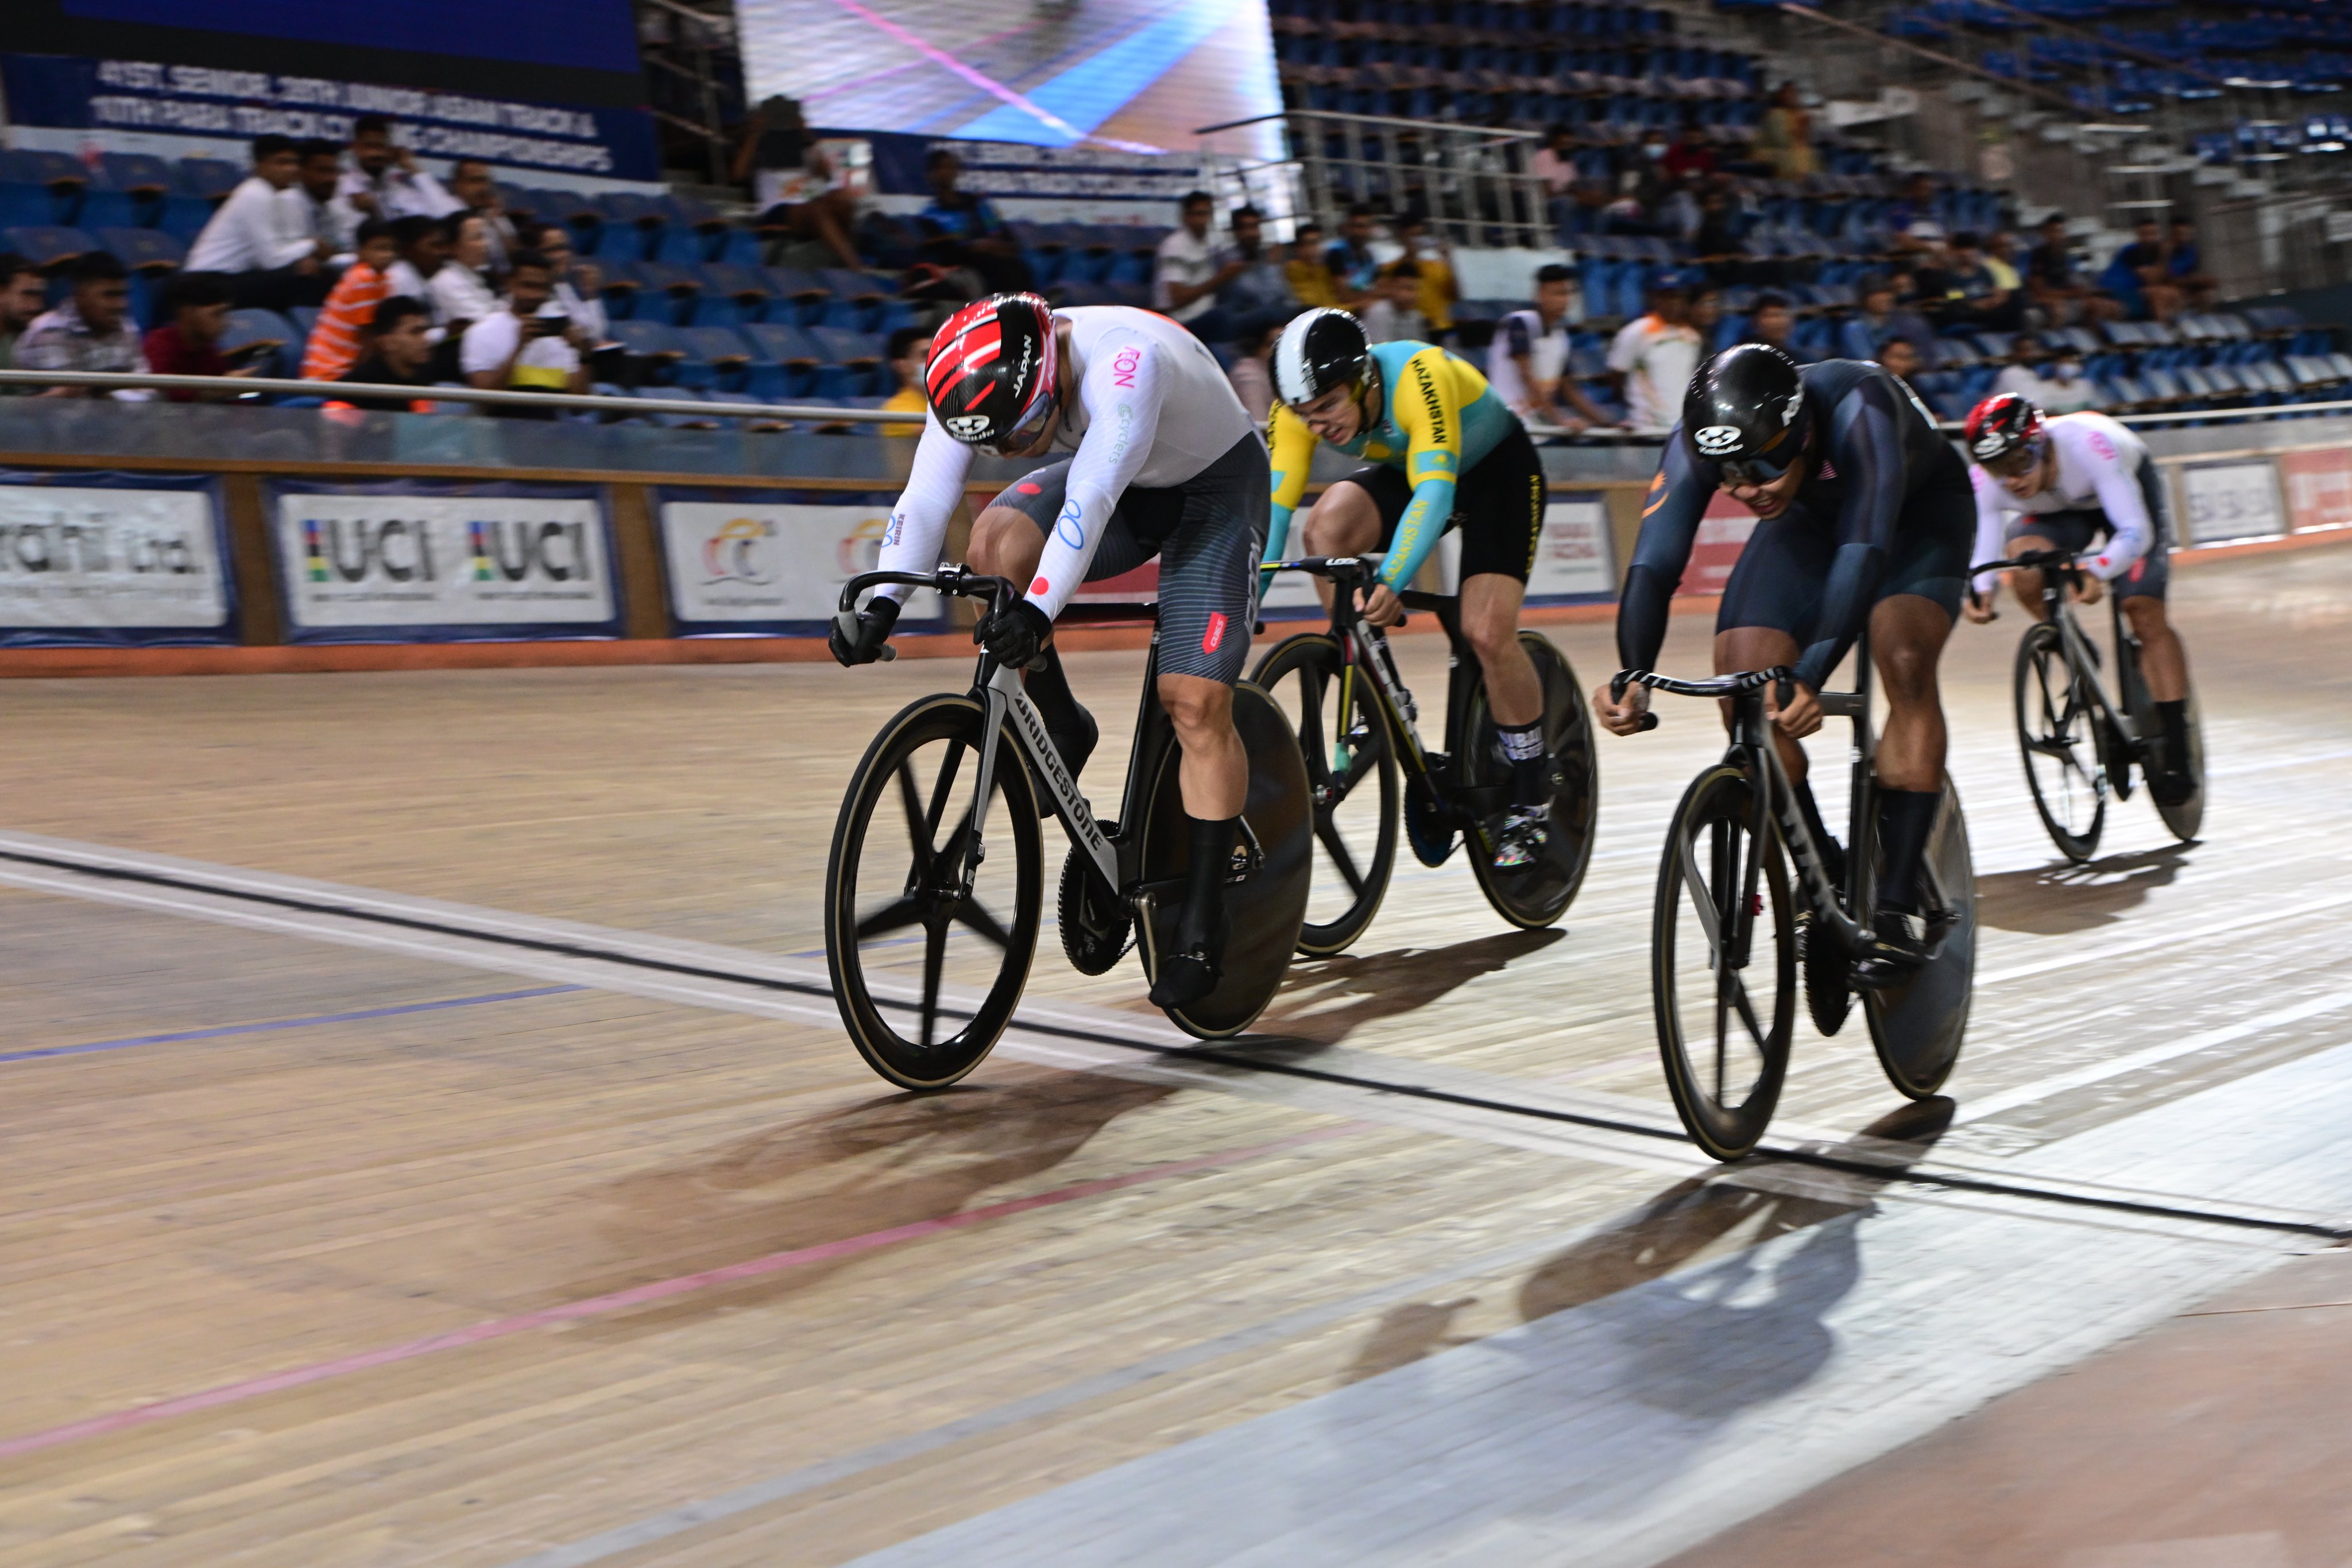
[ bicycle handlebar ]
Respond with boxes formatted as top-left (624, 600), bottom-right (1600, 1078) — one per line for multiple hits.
top-left (834, 566), bottom-right (1023, 667)
top-left (1611, 665), bottom-right (1796, 731)
top-left (1972, 549), bottom-right (2080, 576)
top-left (1262, 555), bottom-right (1415, 628)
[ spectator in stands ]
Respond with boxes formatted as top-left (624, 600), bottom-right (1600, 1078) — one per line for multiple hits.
top-left (1661, 123), bottom-right (1715, 183)
top-left (461, 249), bottom-right (590, 410)
top-left (531, 225), bottom-right (608, 344)
top-left (447, 160), bottom-right (517, 281)
top-left (1840, 274), bottom-right (1937, 369)
top-left (431, 212), bottom-right (500, 343)
top-left (1982, 229), bottom-right (2024, 295)
top-left (1875, 335), bottom-right (1923, 388)
top-left (334, 296), bottom-right (438, 413)
top-left (1606, 274), bottom-right (1703, 431)
top-left (2099, 218), bottom-right (2184, 324)
top-left (185, 134), bottom-right (333, 311)
top-left (2165, 216), bottom-right (2218, 311)
top-left (1531, 124), bottom-right (1579, 239)
top-left (384, 216), bottom-right (447, 327)
top-left (336, 116), bottom-right (462, 227)
top-left (733, 95), bottom-right (865, 272)
top-left (1325, 204), bottom-right (1384, 309)
top-left (0, 253), bottom-right (43, 388)
top-left (1392, 211), bottom-right (1456, 338)
top-left (1285, 220), bottom-right (1339, 308)
top-left (295, 138), bottom-right (353, 260)
top-left (1755, 84), bottom-right (1816, 181)
top-left (1155, 191), bottom-right (1248, 343)
top-left (1924, 230), bottom-right (2024, 332)
top-left (1490, 263), bottom-right (1618, 431)
top-left (1360, 261), bottom-right (1429, 344)
top-left (2026, 213), bottom-right (2114, 326)
top-left (1886, 175), bottom-right (1940, 247)
top-left (916, 150), bottom-right (1029, 295)
top-left (1738, 290), bottom-right (1809, 362)
top-left (1217, 206), bottom-right (1299, 340)
top-left (141, 272), bottom-right (266, 401)
top-left (1227, 320), bottom-right (1277, 425)
top-left (17, 251), bottom-right (148, 395)
top-left (879, 325), bottom-right (928, 435)
top-left (1688, 283), bottom-right (1724, 350)
top-left (1692, 187), bottom-right (1746, 284)
top-left (1993, 333), bottom-right (2100, 414)
top-left (303, 218), bottom-right (398, 382)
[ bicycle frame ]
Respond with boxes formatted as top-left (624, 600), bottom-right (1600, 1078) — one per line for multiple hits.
top-left (1979, 549), bottom-right (2144, 755)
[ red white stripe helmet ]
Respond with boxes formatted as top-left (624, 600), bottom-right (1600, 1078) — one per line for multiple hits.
top-left (1963, 391), bottom-right (2045, 474)
top-left (923, 292), bottom-right (1059, 454)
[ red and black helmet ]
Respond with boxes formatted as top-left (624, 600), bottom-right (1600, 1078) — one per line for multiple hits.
top-left (923, 293), bottom-right (1059, 454)
top-left (1963, 392), bottom-right (2045, 474)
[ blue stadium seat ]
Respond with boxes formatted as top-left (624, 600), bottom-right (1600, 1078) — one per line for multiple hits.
top-left (740, 321), bottom-right (823, 398)
top-left (176, 158), bottom-right (243, 200)
top-left (608, 318), bottom-right (687, 383)
top-left (0, 150), bottom-right (90, 191)
top-left (673, 324), bottom-right (755, 389)
top-left (158, 193), bottom-right (216, 244)
top-left (810, 326), bottom-right (883, 396)
top-left (75, 189), bottom-right (138, 231)
top-left (594, 259), bottom-right (645, 321)
top-left (633, 261), bottom-right (704, 324)
top-left (95, 227), bottom-right (183, 273)
top-left (222, 308), bottom-right (297, 378)
top-left (0, 185), bottom-right (52, 231)
top-left (4, 226), bottom-right (97, 269)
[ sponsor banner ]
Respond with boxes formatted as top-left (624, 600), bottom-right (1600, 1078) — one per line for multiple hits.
top-left (1526, 493), bottom-right (1616, 603)
top-left (656, 490), bottom-right (942, 635)
top-left (1, 53), bottom-right (658, 181)
top-left (2177, 459), bottom-right (2286, 545)
top-left (268, 481), bottom-right (620, 642)
top-left (1677, 491), bottom-right (1758, 597)
top-left (2278, 448), bottom-right (2352, 536)
top-left (0, 471), bottom-right (234, 646)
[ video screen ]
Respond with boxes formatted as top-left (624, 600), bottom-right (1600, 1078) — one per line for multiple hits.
top-left (737, 0), bottom-right (1283, 158)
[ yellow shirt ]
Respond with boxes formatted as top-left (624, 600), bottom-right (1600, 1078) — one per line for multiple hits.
top-left (1286, 257), bottom-right (1338, 309)
top-left (1412, 255), bottom-right (1456, 333)
top-left (880, 384), bottom-right (925, 437)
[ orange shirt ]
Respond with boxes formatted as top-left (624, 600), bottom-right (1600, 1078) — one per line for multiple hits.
top-left (301, 263), bottom-right (389, 381)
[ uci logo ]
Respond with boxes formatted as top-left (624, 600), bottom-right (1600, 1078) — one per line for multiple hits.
top-left (944, 413), bottom-right (992, 440)
top-left (1972, 432), bottom-right (2006, 458)
top-left (1694, 424), bottom-right (1743, 457)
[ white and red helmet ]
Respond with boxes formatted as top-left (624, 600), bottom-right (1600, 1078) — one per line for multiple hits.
top-left (923, 293), bottom-right (1059, 454)
top-left (1963, 391), bottom-right (2046, 474)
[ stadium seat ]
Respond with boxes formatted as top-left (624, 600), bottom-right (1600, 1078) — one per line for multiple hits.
top-left (158, 193), bottom-right (216, 243)
top-left (176, 158), bottom-right (243, 200)
top-left (673, 324), bottom-right (755, 389)
top-left (0, 185), bottom-right (52, 230)
top-left (0, 150), bottom-right (90, 192)
top-left (740, 321), bottom-right (823, 399)
top-left (810, 326), bottom-right (883, 396)
top-left (608, 318), bottom-right (687, 384)
top-left (4, 226), bottom-right (97, 269)
top-left (222, 308), bottom-right (297, 378)
top-left (96, 227), bottom-right (183, 273)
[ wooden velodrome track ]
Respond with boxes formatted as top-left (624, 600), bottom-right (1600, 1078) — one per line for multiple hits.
top-left (3, 540), bottom-right (2352, 1566)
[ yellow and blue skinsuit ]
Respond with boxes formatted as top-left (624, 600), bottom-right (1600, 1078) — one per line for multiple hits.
top-left (1263, 339), bottom-right (1519, 591)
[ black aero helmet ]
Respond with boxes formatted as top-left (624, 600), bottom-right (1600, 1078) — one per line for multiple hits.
top-left (1682, 342), bottom-right (1811, 482)
top-left (1273, 307), bottom-right (1370, 406)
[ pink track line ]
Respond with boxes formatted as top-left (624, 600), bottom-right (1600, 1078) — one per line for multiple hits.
top-left (822, 0), bottom-right (1084, 142)
top-left (0, 1120), bottom-right (1366, 1461)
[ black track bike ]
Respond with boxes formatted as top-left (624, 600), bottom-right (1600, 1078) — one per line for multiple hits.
top-left (1250, 556), bottom-right (1599, 954)
top-left (1612, 630), bottom-right (1976, 1160)
top-left (825, 567), bottom-right (1313, 1090)
top-left (1976, 548), bottom-right (2205, 861)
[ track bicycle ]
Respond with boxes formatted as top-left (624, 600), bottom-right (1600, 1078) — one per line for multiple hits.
top-left (1250, 555), bottom-right (1599, 954)
top-left (823, 566), bottom-right (1313, 1090)
top-left (1976, 548), bottom-right (2205, 861)
top-left (1611, 629), bottom-right (1976, 1161)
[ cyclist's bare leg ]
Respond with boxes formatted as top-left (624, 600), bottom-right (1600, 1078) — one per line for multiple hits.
top-left (1714, 625), bottom-right (1809, 783)
top-left (1870, 593), bottom-right (1952, 792)
top-left (2003, 531), bottom-right (2060, 618)
top-left (968, 505), bottom-right (1046, 586)
top-left (1296, 481), bottom-right (1382, 611)
top-left (2121, 594), bottom-right (2187, 702)
top-left (1159, 675), bottom-right (1247, 819)
top-left (1461, 572), bottom-right (1541, 727)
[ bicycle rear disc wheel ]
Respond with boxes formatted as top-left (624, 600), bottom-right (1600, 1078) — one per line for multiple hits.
top-left (1464, 632), bottom-right (1600, 928)
top-left (1251, 632), bottom-right (1399, 955)
top-left (2015, 621), bottom-right (2104, 862)
top-left (826, 694), bottom-right (1042, 1089)
top-left (1140, 680), bottom-right (1313, 1039)
top-left (2137, 682), bottom-right (2206, 842)
top-left (1653, 764), bottom-right (1796, 1161)
top-left (1863, 773), bottom-right (1975, 1099)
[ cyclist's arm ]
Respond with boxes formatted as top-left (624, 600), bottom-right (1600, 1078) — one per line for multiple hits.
top-left (1025, 332), bottom-right (1166, 620)
top-left (1616, 429), bottom-right (1714, 673)
top-left (873, 416), bottom-right (976, 604)
top-left (2078, 432), bottom-right (2155, 580)
top-left (1802, 377), bottom-right (1911, 693)
top-left (1376, 346), bottom-right (1464, 592)
top-left (1263, 401), bottom-right (1317, 566)
top-left (1968, 464), bottom-right (2011, 599)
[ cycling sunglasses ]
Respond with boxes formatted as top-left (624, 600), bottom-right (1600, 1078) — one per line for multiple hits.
top-left (976, 392), bottom-right (1058, 459)
top-left (1720, 447), bottom-right (1801, 486)
top-left (1980, 434), bottom-right (2045, 478)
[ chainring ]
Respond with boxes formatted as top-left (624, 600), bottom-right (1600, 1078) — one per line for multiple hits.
top-left (1801, 913), bottom-right (1852, 1037)
top-left (1057, 838), bottom-right (1132, 975)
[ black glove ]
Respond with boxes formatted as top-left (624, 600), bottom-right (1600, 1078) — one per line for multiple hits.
top-left (829, 594), bottom-right (900, 666)
top-left (976, 597), bottom-right (1051, 669)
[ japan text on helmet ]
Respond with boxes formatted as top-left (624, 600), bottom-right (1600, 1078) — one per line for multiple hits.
top-left (1273, 307), bottom-right (1371, 407)
top-left (924, 293), bottom-right (1059, 455)
top-left (1681, 342), bottom-right (1811, 484)
top-left (1963, 391), bottom-right (2047, 475)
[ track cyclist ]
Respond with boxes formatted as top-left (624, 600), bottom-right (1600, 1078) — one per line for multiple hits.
top-left (1591, 343), bottom-right (1975, 984)
top-left (1262, 307), bottom-right (1557, 870)
top-left (1961, 393), bottom-right (2195, 805)
top-left (829, 292), bottom-right (1270, 1009)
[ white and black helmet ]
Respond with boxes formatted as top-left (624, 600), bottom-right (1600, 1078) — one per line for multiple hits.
top-left (1273, 307), bottom-right (1371, 406)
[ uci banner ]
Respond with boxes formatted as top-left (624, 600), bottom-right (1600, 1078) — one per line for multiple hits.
top-left (0, 470), bottom-right (235, 647)
top-left (266, 481), bottom-right (621, 643)
top-left (654, 489), bottom-right (942, 637)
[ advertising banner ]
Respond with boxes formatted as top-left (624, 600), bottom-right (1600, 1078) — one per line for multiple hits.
top-left (2278, 448), bottom-right (2352, 536)
top-left (656, 490), bottom-right (941, 636)
top-left (268, 481), bottom-right (620, 642)
top-left (1676, 492), bottom-right (1758, 597)
top-left (1526, 494), bottom-right (1616, 603)
top-left (2176, 459), bottom-right (2286, 545)
top-left (0, 471), bottom-right (234, 646)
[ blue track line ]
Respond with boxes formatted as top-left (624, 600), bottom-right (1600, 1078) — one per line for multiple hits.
top-left (0, 985), bottom-right (585, 1066)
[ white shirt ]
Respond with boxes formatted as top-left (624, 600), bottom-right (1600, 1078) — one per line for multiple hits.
top-left (1993, 362), bottom-right (2100, 415)
top-left (1607, 313), bottom-right (1704, 432)
top-left (1152, 226), bottom-right (1219, 324)
top-left (1487, 308), bottom-right (1572, 417)
top-left (185, 176), bottom-right (319, 273)
top-left (1969, 411), bottom-right (2157, 593)
top-left (877, 305), bottom-right (1259, 620)
top-left (555, 281), bottom-right (608, 343)
top-left (331, 165), bottom-right (462, 240)
top-left (1359, 297), bottom-right (1428, 345)
top-left (460, 309), bottom-right (581, 386)
top-left (431, 264), bottom-right (500, 331)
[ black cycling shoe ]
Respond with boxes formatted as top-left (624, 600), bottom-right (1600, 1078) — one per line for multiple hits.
top-left (2148, 762), bottom-right (2196, 808)
top-left (1850, 909), bottom-right (1930, 992)
top-left (1148, 905), bottom-right (1229, 1011)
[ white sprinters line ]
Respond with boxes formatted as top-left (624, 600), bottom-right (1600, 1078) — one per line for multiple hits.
top-left (1975, 889), bottom-right (2352, 985)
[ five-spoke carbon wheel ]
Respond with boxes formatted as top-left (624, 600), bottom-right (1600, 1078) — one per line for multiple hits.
top-left (1251, 632), bottom-right (1399, 955)
top-left (1653, 763), bottom-right (1796, 1161)
top-left (826, 694), bottom-right (1042, 1089)
top-left (2014, 621), bottom-right (2105, 862)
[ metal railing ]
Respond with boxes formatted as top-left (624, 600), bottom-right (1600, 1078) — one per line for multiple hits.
top-left (1199, 110), bottom-right (1555, 249)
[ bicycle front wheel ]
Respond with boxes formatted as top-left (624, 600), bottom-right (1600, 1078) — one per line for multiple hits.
top-left (1251, 632), bottom-right (1399, 955)
top-left (1464, 632), bottom-right (1600, 928)
top-left (1653, 763), bottom-right (1796, 1161)
top-left (2015, 620), bottom-right (2105, 861)
top-left (826, 694), bottom-right (1042, 1089)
